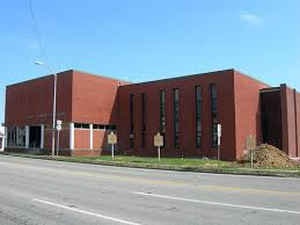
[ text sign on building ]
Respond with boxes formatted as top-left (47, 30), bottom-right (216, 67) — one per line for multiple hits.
top-left (154, 132), bottom-right (164, 147)
top-left (108, 132), bottom-right (117, 144)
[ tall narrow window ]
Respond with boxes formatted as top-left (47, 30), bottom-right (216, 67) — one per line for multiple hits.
top-left (195, 86), bottom-right (202, 148)
top-left (210, 84), bottom-right (218, 147)
top-left (130, 94), bottom-right (134, 148)
top-left (141, 93), bottom-right (146, 148)
top-left (173, 88), bottom-right (180, 148)
top-left (160, 90), bottom-right (166, 133)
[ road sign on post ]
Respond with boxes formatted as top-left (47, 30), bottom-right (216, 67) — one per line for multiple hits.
top-left (108, 131), bottom-right (117, 160)
top-left (56, 120), bottom-right (62, 131)
top-left (56, 120), bottom-right (62, 156)
top-left (217, 123), bottom-right (222, 160)
top-left (154, 132), bottom-right (164, 161)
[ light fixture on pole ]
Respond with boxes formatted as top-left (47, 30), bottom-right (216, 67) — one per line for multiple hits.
top-left (34, 61), bottom-right (57, 157)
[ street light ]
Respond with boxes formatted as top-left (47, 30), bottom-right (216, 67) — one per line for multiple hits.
top-left (34, 61), bottom-right (57, 157)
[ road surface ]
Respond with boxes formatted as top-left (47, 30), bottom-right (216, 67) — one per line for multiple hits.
top-left (0, 155), bottom-right (299, 225)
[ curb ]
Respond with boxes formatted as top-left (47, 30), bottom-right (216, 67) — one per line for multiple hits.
top-left (1, 152), bottom-right (299, 178)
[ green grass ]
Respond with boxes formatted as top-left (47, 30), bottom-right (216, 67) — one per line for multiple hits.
top-left (74, 155), bottom-right (236, 168)
top-left (1, 152), bottom-right (299, 177)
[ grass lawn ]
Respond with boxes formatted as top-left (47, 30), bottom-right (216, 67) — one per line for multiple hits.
top-left (1, 152), bottom-right (299, 176)
top-left (73, 155), bottom-right (237, 168)
top-left (63, 155), bottom-right (300, 170)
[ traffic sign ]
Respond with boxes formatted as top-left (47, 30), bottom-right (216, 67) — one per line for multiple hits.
top-left (56, 120), bottom-right (62, 131)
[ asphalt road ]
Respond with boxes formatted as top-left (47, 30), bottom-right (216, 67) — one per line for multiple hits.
top-left (0, 155), bottom-right (299, 225)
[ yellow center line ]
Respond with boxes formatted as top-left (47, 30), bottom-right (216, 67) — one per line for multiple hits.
top-left (1, 160), bottom-right (300, 197)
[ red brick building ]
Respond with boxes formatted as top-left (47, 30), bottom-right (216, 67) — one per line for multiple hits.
top-left (5, 70), bottom-right (127, 156)
top-left (4, 69), bottom-right (300, 160)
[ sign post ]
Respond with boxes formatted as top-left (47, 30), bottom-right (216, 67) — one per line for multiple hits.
top-left (246, 135), bottom-right (256, 168)
top-left (154, 132), bottom-right (164, 161)
top-left (108, 131), bottom-right (117, 160)
top-left (217, 123), bottom-right (222, 160)
top-left (56, 120), bottom-right (62, 156)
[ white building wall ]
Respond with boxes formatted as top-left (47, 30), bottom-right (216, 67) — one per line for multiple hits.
top-left (89, 124), bottom-right (93, 150)
top-left (0, 126), bottom-right (5, 151)
top-left (69, 123), bottom-right (74, 150)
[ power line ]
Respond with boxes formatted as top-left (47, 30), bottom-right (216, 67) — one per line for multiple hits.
top-left (28, 0), bottom-right (47, 61)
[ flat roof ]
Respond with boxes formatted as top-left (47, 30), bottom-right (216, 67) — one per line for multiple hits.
top-left (6, 69), bottom-right (130, 88)
top-left (72, 69), bottom-right (130, 84)
top-left (121, 69), bottom-right (235, 87)
top-left (6, 68), bottom-right (277, 90)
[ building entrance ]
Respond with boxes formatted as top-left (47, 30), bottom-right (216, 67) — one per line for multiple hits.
top-left (29, 126), bottom-right (41, 148)
top-left (260, 88), bottom-right (283, 149)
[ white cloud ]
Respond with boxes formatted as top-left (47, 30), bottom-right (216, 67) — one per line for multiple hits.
top-left (240, 12), bottom-right (263, 25)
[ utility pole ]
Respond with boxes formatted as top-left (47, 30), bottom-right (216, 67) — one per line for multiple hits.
top-left (34, 61), bottom-right (57, 157)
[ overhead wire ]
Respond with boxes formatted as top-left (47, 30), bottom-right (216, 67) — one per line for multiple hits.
top-left (28, 0), bottom-right (47, 61)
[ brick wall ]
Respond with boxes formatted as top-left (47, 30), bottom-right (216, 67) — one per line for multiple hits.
top-left (5, 70), bottom-right (126, 154)
top-left (5, 76), bottom-right (54, 126)
top-left (234, 71), bottom-right (269, 160)
top-left (5, 68), bottom-right (299, 160)
top-left (70, 70), bottom-right (127, 152)
top-left (74, 129), bottom-right (90, 149)
top-left (118, 70), bottom-right (237, 160)
top-left (5, 71), bottom-right (73, 151)
top-left (296, 92), bottom-right (300, 157)
top-left (281, 84), bottom-right (300, 158)
top-left (71, 70), bottom-right (127, 124)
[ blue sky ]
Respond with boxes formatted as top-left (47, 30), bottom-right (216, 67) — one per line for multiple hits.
top-left (0, 0), bottom-right (299, 123)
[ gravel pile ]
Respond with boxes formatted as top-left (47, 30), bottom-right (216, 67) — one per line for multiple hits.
top-left (252, 144), bottom-right (298, 168)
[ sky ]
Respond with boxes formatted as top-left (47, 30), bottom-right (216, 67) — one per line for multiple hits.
top-left (0, 0), bottom-right (299, 123)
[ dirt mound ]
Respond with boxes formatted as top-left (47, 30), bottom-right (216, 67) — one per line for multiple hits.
top-left (251, 144), bottom-right (297, 168)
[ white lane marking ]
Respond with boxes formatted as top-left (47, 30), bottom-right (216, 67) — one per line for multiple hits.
top-left (133, 192), bottom-right (300, 215)
top-left (32, 199), bottom-right (142, 225)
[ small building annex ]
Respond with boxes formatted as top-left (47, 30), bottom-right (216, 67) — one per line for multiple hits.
top-left (4, 69), bottom-right (300, 160)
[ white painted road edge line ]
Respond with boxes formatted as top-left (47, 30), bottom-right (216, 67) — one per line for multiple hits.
top-left (32, 199), bottom-right (142, 225)
top-left (133, 192), bottom-right (300, 215)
